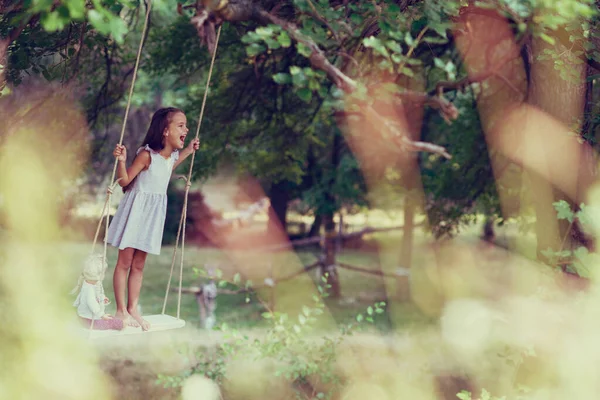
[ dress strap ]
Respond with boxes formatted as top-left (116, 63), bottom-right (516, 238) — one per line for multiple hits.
top-left (136, 144), bottom-right (155, 155)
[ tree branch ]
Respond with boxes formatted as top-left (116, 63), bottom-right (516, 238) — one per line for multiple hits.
top-left (432, 30), bottom-right (531, 96)
top-left (256, 9), bottom-right (455, 158)
top-left (305, 0), bottom-right (341, 43)
top-left (193, 3), bottom-right (455, 158)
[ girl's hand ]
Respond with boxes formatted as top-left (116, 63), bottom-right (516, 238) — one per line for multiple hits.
top-left (113, 144), bottom-right (127, 162)
top-left (101, 314), bottom-right (114, 320)
top-left (186, 138), bottom-right (200, 153)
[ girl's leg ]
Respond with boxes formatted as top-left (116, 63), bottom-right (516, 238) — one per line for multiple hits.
top-left (113, 248), bottom-right (138, 326)
top-left (127, 249), bottom-right (151, 331)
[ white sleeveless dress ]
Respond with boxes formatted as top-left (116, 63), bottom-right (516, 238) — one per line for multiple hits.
top-left (107, 145), bottom-right (179, 255)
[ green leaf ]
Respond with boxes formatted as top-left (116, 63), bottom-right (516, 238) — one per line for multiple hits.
top-left (65, 0), bottom-right (85, 19)
top-left (277, 31), bottom-right (292, 48)
top-left (247, 43), bottom-right (266, 57)
top-left (273, 73), bottom-right (292, 84)
top-left (308, 79), bottom-right (320, 91)
top-left (367, 306), bottom-right (373, 315)
top-left (265, 37), bottom-right (281, 49)
top-left (553, 200), bottom-right (574, 222)
top-left (456, 391), bottom-right (472, 400)
top-left (574, 246), bottom-right (589, 261)
top-left (255, 26), bottom-right (274, 38)
top-left (241, 32), bottom-right (261, 44)
top-left (388, 4), bottom-right (401, 13)
top-left (363, 36), bottom-right (390, 58)
top-left (302, 306), bottom-right (310, 317)
top-left (356, 314), bottom-right (364, 322)
top-left (385, 40), bottom-right (403, 53)
top-left (297, 88), bottom-right (312, 103)
top-left (41, 11), bottom-right (67, 32)
top-left (233, 273), bottom-right (241, 284)
top-left (401, 67), bottom-right (414, 77)
top-left (350, 13), bottom-right (363, 25)
top-left (391, 53), bottom-right (404, 64)
top-left (291, 68), bottom-right (308, 87)
top-left (32, 0), bottom-right (54, 12)
top-left (576, 204), bottom-right (592, 226)
top-left (262, 312), bottom-right (273, 319)
top-left (297, 42), bottom-right (312, 57)
top-left (404, 31), bottom-right (415, 46)
top-left (423, 36), bottom-right (448, 44)
top-left (540, 32), bottom-right (556, 45)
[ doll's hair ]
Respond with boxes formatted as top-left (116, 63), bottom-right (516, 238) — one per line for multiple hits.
top-left (70, 253), bottom-right (108, 295)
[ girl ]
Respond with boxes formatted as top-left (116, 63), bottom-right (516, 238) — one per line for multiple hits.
top-left (107, 107), bottom-right (199, 331)
top-left (72, 254), bottom-right (124, 331)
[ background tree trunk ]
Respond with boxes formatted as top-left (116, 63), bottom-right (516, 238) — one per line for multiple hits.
top-left (322, 212), bottom-right (341, 297)
top-left (267, 181), bottom-right (289, 239)
top-left (320, 132), bottom-right (342, 298)
top-left (308, 214), bottom-right (322, 237)
top-left (527, 27), bottom-right (588, 261)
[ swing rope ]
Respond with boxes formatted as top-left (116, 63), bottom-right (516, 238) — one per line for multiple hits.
top-left (162, 25), bottom-right (222, 319)
top-left (87, 0), bottom-right (152, 334)
top-left (91, 0), bottom-right (153, 258)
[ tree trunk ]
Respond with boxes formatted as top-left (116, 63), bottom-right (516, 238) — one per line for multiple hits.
top-left (319, 132), bottom-right (342, 298)
top-left (308, 214), bottom-right (322, 237)
top-left (0, 39), bottom-right (8, 94)
top-left (454, 9), bottom-right (528, 242)
top-left (400, 196), bottom-right (415, 267)
top-left (267, 181), bottom-right (289, 239)
top-left (321, 212), bottom-right (341, 298)
top-left (336, 211), bottom-right (343, 253)
top-left (527, 27), bottom-right (588, 260)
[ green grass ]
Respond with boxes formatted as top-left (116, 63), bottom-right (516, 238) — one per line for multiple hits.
top-left (58, 239), bottom-right (434, 333)
top-left (59, 213), bottom-right (536, 333)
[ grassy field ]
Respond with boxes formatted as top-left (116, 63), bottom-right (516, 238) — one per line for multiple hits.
top-left (62, 239), bottom-right (435, 332)
top-left (60, 210), bottom-right (538, 332)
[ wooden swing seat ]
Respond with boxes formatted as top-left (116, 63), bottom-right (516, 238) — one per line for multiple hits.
top-left (83, 314), bottom-right (185, 339)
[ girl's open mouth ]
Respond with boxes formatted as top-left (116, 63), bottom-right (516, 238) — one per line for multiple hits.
top-left (179, 135), bottom-right (186, 146)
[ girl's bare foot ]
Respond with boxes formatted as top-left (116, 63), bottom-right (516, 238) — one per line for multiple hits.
top-left (128, 308), bottom-right (151, 331)
top-left (115, 311), bottom-right (140, 328)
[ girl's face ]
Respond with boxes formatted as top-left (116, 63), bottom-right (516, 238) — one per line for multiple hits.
top-left (164, 112), bottom-right (189, 150)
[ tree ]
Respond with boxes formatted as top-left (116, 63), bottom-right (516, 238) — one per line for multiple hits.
top-left (3, 0), bottom-right (600, 289)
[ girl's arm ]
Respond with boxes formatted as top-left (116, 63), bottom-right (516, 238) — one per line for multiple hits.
top-left (173, 138), bottom-right (200, 170)
top-left (114, 145), bottom-right (151, 187)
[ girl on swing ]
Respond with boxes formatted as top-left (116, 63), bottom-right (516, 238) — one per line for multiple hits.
top-left (107, 107), bottom-right (199, 331)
